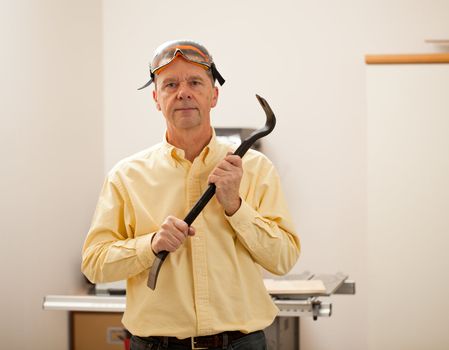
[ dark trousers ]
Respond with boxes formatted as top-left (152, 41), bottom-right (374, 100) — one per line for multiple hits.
top-left (130, 330), bottom-right (267, 350)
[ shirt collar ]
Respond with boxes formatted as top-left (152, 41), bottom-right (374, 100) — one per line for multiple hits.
top-left (161, 128), bottom-right (220, 166)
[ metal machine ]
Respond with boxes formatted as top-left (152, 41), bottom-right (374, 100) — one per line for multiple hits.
top-left (44, 271), bottom-right (355, 350)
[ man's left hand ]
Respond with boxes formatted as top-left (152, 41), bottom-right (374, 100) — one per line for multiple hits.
top-left (208, 153), bottom-right (242, 216)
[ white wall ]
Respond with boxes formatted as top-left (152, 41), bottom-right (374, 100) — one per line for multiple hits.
top-left (367, 65), bottom-right (449, 350)
top-left (2, 0), bottom-right (449, 349)
top-left (0, 1), bottom-right (103, 349)
top-left (102, 1), bottom-right (449, 350)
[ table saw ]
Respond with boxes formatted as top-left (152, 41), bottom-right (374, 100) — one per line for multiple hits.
top-left (43, 271), bottom-right (355, 350)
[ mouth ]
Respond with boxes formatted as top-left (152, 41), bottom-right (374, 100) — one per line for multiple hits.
top-left (174, 107), bottom-right (197, 112)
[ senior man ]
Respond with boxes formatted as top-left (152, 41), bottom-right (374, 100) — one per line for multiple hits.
top-left (82, 40), bottom-right (300, 350)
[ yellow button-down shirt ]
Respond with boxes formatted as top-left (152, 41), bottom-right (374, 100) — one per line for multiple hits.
top-left (82, 131), bottom-right (300, 338)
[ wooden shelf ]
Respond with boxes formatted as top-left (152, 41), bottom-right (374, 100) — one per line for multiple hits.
top-left (365, 53), bottom-right (449, 64)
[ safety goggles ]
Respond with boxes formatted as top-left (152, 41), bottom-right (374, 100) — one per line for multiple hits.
top-left (138, 40), bottom-right (225, 90)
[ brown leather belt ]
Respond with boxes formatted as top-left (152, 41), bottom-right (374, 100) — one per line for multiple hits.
top-left (138, 330), bottom-right (250, 349)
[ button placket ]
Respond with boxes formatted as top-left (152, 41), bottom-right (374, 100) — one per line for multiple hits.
top-left (188, 160), bottom-right (212, 335)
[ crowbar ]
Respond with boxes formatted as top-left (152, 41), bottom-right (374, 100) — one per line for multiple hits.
top-left (147, 94), bottom-right (277, 290)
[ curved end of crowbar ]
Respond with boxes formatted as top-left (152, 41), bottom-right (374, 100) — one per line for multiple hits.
top-left (147, 251), bottom-right (168, 290)
top-left (255, 94), bottom-right (276, 133)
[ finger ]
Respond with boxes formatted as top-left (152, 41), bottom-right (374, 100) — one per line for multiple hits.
top-left (188, 226), bottom-right (196, 236)
top-left (161, 220), bottom-right (185, 239)
top-left (171, 230), bottom-right (187, 243)
top-left (211, 167), bottom-right (228, 177)
top-left (171, 217), bottom-right (189, 235)
top-left (155, 233), bottom-right (177, 252)
top-left (224, 155), bottom-right (242, 167)
top-left (160, 221), bottom-right (183, 240)
top-left (208, 173), bottom-right (226, 185)
top-left (215, 161), bottom-right (237, 173)
top-left (216, 157), bottom-right (241, 172)
top-left (158, 231), bottom-right (180, 247)
top-left (165, 242), bottom-right (178, 252)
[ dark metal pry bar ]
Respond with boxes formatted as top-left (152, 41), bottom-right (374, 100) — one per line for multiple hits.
top-left (147, 94), bottom-right (276, 290)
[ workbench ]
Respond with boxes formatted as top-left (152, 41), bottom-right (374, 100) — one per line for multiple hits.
top-left (43, 272), bottom-right (355, 350)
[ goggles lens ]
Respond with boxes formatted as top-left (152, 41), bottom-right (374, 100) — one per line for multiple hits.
top-left (151, 43), bottom-right (212, 74)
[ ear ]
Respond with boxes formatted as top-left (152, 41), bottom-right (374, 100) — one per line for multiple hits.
top-left (210, 86), bottom-right (219, 108)
top-left (153, 89), bottom-right (161, 111)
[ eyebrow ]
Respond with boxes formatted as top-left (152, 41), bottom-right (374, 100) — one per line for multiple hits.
top-left (188, 75), bottom-right (206, 81)
top-left (159, 74), bottom-right (206, 85)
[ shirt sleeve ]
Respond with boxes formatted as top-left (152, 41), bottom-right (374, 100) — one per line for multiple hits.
top-left (81, 174), bottom-right (156, 283)
top-left (225, 158), bottom-right (300, 275)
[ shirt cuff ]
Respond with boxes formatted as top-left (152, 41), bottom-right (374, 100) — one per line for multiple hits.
top-left (135, 232), bottom-right (157, 268)
top-left (225, 200), bottom-right (259, 243)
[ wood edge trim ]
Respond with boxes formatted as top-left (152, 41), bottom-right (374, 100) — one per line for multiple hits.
top-left (365, 53), bottom-right (449, 64)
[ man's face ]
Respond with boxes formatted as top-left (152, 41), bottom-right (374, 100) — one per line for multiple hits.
top-left (153, 57), bottom-right (219, 133)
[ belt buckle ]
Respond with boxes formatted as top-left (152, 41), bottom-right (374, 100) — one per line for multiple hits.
top-left (191, 337), bottom-right (208, 350)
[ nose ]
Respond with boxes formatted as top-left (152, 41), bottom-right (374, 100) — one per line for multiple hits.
top-left (176, 81), bottom-right (192, 100)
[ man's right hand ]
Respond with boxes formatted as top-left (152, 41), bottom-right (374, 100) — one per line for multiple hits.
top-left (151, 216), bottom-right (195, 254)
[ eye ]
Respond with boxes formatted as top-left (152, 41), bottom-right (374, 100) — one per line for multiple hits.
top-left (163, 82), bottom-right (178, 90)
top-left (190, 80), bottom-right (202, 87)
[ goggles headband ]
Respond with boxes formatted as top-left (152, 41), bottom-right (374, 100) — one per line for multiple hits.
top-left (138, 40), bottom-right (225, 90)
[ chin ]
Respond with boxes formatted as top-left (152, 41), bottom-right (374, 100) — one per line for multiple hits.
top-left (175, 117), bottom-right (202, 129)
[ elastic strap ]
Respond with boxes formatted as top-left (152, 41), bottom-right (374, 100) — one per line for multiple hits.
top-left (137, 77), bottom-right (154, 90)
top-left (211, 63), bottom-right (226, 86)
